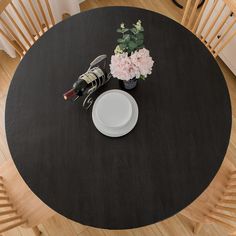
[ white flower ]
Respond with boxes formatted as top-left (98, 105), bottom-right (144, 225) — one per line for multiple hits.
top-left (120, 23), bottom-right (125, 29)
top-left (114, 45), bottom-right (123, 54)
top-left (135, 20), bottom-right (142, 31)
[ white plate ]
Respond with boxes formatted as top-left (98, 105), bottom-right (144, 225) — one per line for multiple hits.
top-left (92, 89), bottom-right (139, 137)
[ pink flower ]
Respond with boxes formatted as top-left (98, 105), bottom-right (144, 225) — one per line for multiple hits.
top-left (130, 48), bottom-right (154, 78)
top-left (110, 53), bottom-right (136, 81)
top-left (110, 48), bottom-right (154, 81)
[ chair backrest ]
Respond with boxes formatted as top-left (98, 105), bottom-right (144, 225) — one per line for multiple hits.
top-left (0, 159), bottom-right (55, 230)
top-left (0, 0), bottom-right (55, 58)
top-left (181, 0), bottom-right (236, 58)
top-left (0, 175), bottom-right (27, 234)
top-left (206, 169), bottom-right (236, 233)
top-left (181, 154), bottom-right (236, 234)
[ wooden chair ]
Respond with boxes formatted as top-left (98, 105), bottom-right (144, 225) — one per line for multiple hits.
top-left (181, 0), bottom-right (236, 58)
top-left (0, 159), bottom-right (55, 235)
top-left (0, 0), bottom-right (56, 58)
top-left (181, 151), bottom-right (236, 235)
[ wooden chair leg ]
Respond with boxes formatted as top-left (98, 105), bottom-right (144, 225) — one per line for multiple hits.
top-left (32, 226), bottom-right (41, 236)
top-left (194, 222), bottom-right (203, 234)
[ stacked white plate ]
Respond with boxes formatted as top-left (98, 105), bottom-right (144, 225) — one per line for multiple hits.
top-left (92, 89), bottom-right (139, 137)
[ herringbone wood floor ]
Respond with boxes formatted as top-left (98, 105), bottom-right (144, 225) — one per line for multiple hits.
top-left (0, 0), bottom-right (236, 235)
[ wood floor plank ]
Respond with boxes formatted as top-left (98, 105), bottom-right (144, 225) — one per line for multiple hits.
top-left (217, 58), bottom-right (236, 118)
top-left (80, 0), bottom-right (183, 22)
top-left (85, 228), bottom-right (107, 236)
top-left (225, 142), bottom-right (236, 168)
top-left (69, 220), bottom-right (88, 235)
top-left (18, 227), bottom-right (38, 236)
top-left (156, 216), bottom-right (193, 236)
top-left (138, 224), bottom-right (164, 236)
top-left (0, 65), bottom-right (10, 100)
top-left (231, 117), bottom-right (236, 150)
top-left (42, 215), bottom-right (78, 236)
top-left (2, 228), bottom-right (22, 236)
top-left (177, 214), bottom-right (224, 236)
top-left (0, 52), bottom-right (20, 79)
top-left (35, 224), bottom-right (49, 236)
top-left (0, 0), bottom-right (236, 235)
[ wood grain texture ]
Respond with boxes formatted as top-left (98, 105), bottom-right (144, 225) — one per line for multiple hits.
top-left (0, 0), bottom-right (56, 57)
top-left (0, 0), bottom-right (11, 14)
top-left (0, 0), bottom-right (236, 235)
top-left (4, 6), bottom-right (231, 229)
top-left (181, 158), bottom-right (236, 233)
top-left (0, 159), bottom-right (55, 228)
top-left (224, 0), bottom-right (236, 14)
top-left (182, 0), bottom-right (236, 57)
top-left (0, 161), bottom-right (46, 235)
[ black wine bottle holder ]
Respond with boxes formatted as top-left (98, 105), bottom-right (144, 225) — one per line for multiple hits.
top-left (77, 55), bottom-right (111, 110)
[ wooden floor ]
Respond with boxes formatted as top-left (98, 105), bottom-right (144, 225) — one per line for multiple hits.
top-left (0, 0), bottom-right (236, 235)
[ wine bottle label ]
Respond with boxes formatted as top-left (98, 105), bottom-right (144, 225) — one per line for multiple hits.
top-left (92, 67), bottom-right (104, 78)
top-left (81, 67), bottom-right (104, 84)
top-left (84, 73), bottom-right (97, 84)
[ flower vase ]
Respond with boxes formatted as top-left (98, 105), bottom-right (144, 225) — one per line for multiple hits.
top-left (120, 78), bottom-right (138, 90)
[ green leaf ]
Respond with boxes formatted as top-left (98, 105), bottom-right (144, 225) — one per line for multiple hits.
top-left (132, 24), bottom-right (144, 32)
top-left (136, 33), bottom-right (144, 40)
top-left (119, 44), bottom-right (127, 50)
top-left (130, 34), bottom-right (136, 40)
top-left (117, 38), bottom-right (124, 43)
top-left (128, 41), bottom-right (138, 51)
top-left (139, 75), bottom-right (146, 80)
top-left (136, 39), bottom-right (144, 46)
top-left (117, 28), bottom-right (129, 34)
top-left (130, 28), bottom-right (138, 34)
top-left (136, 45), bottom-right (145, 50)
top-left (123, 34), bottom-right (130, 41)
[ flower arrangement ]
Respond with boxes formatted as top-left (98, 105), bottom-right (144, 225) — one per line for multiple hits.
top-left (110, 20), bottom-right (154, 84)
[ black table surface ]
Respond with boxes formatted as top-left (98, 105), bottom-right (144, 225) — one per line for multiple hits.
top-left (5, 7), bottom-right (232, 229)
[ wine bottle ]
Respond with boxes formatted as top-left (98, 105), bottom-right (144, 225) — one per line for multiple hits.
top-left (63, 67), bottom-right (105, 100)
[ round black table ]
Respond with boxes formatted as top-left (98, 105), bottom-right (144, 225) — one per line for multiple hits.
top-left (5, 7), bottom-right (231, 230)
